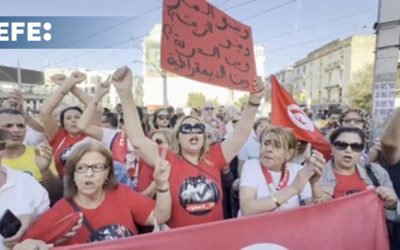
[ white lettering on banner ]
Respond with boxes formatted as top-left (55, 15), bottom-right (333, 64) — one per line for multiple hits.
top-left (0, 22), bottom-right (52, 42)
top-left (287, 104), bottom-right (314, 132)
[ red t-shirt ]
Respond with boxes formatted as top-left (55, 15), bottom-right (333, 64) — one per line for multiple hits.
top-left (136, 160), bottom-right (154, 193)
top-left (25, 185), bottom-right (155, 245)
top-left (333, 171), bottom-right (368, 198)
top-left (166, 143), bottom-right (227, 228)
top-left (49, 128), bottom-right (87, 178)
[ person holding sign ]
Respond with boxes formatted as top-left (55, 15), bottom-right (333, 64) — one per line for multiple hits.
top-left (23, 142), bottom-right (171, 245)
top-left (112, 66), bottom-right (265, 228)
top-left (239, 127), bottom-right (326, 216)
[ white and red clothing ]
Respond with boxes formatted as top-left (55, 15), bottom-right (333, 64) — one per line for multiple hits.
top-left (165, 144), bottom-right (227, 228)
top-left (240, 159), bottom-right (312, 211)
top-left (25, 185), bottom-right (155, 245)
top-left (49, 128), bottom-right (87, 178)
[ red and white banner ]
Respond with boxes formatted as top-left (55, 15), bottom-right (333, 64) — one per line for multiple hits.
top-left (160, 0), bottom-right (256, 92)
top-left (57, 190), bottom-right (389, 250)
top-left (270, 75), bottom-right (332, 160)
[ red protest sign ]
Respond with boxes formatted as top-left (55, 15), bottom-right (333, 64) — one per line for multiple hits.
top-left (160, 0), bottom-right (256, 92)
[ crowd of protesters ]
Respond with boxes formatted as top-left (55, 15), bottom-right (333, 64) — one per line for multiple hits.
top-left (1, 66), bottom-right (400, 249)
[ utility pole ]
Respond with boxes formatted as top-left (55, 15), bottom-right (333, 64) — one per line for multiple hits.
top-left (162, 70), bottom-right (168, 106)
top-left (371, 0), bottom-right (400, 138)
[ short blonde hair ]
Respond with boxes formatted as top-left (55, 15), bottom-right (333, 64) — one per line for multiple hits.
top-left (64, 143), bottom-right (118, 199)
top-left (171, 115), bottom-right (211, 166)
top-left (259, 126), bottom-right (297, 153)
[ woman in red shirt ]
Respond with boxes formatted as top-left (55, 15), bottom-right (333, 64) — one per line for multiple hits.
top-left (111, 66), bottom-right (265, 228)
top-left (320, 127), bottom-right (399, 221)
top-left (23, 142), bottom-right (171, 245)
top-left (39, 72), bottom-right (90, 178)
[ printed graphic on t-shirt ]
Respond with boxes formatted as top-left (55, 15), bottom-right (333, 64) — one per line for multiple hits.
top-left (88, 224), bottom-right (132, 243)
top-left (179, 176), bottom-right (220, 216)
top-left (60, 145), bottom-right (73, 166)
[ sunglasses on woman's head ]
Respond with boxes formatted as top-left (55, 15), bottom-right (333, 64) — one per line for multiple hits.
top-left (158, 115), bottom-right (170, 120)
top-left (333, 141), bottom-right (364, 152)
top-left (203, 107), bottom-right (214, 111)
top-left (179, 123), bottom-right (205, 134)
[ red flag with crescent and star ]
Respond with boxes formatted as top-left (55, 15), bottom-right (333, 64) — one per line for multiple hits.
top-left (270, 75), bottom-right (332, 160)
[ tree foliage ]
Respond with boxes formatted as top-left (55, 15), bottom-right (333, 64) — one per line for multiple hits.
top-left (186, 92), bottom-right (206, 108)
top-left (347, 64), bottom-right (400, 111)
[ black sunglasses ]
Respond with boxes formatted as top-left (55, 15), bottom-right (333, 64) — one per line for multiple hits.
top-left (158, 115), bottom-right (170, 120)
top-left (179, 123), bottom-right (205, 134)
top-left (333, 141), bottom-right (364, 152)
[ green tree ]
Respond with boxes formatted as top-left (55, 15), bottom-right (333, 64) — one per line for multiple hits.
top-left (234, 94), bottom-right (249, 109)
top-left (186, 92), bottom-right (206, 108)
top-left (347, 64), bottom-right (400, 111)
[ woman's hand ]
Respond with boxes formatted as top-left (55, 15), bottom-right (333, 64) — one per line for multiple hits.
top-left (2, 214), bottom-right (32, 249)
top-left (94, 77), bottom-right (111, 102)
top-left (111, 66), bottom-right (133, 93)
top-left (12, 239), bottom-right (53, 250)
top-left (153, 148), bottom-right (171, 190)
top-left (305, 150), bottom-right (326, 184)
top-left (376, 186), bottom-right (398, 209)
top-left (248, 76), bottom-right (266, 105)
top-left (290, 165), bottom-right (315, 194)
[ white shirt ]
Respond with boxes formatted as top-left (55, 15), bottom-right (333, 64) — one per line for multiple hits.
top-left (0, 166), bottom-right (49, 249)
top-left (240, 159), bottom-right (311, 213)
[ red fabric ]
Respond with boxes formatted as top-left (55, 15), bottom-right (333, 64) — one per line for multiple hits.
top-left (135, 160), bottom-right (154, 193)
top-left (49, 128), bottom-right (87, 178)
top-left (334, 171), bottom-right (368, 198)
top-left (270, 75), bottom-right (332, 161)
top-left (166, 143), bottom-right (227, 228)
top-left (110, 131), bottom-right (128, 164)
top-left (25, 185), bottom-right (155, 245)
top-left (57, 190), bottom-right (389, 250)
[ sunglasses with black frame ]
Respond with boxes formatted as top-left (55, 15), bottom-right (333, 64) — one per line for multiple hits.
top-left (179, 123), bottom-right (206, 134)
top-left (333, 141), bottom-right (364, 153)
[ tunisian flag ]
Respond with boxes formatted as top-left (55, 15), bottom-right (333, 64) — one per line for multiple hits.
top-left (270, 75), bottom-right (332, 160)
top-left (57, 190), bottom-right (389, 250)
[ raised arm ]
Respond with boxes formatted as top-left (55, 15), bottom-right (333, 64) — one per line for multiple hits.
top-left (144, 150), bottom-right (171, 225)
top-left (5, 90), bottom-right (45, 133)
top-left (111, 66), bottom-right (159, 166)
top-left (40, 72), bottom-right (86, 141)
top-left (77, 79), bottom-right (111, 141)
top-left (381, 107), bottom-right (400, 165)
top-left (222, 78), bottom-right (265, 163)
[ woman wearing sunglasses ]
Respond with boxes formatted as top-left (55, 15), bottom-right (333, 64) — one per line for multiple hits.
top-left (23, 143), bottom-right (171, 246)
top-left (152, 109), bottom-right (172, 130)
top-left (112, 66), bottom-right (265, 228)
top-left (320, 127), bottom-right (399, 221)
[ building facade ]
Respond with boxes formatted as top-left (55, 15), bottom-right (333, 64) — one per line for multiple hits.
top-left (285, 35), bottom-right (376, 110)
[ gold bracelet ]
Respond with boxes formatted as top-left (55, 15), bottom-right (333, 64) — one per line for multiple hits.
top-left (271, 194), bottom-right (281, 207)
